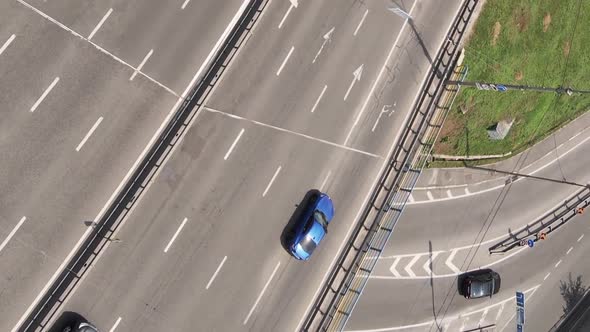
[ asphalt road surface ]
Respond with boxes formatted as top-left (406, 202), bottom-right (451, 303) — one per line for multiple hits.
top-left (44, 0), bottom-right (466, 331)
top-left (0, 0), bottom-right (245, 330)
top-left (346, 109), bottom-right (590, 331)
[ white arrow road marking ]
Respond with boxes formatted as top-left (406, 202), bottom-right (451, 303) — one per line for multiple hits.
top-left (344, 64), bottom-right (363, 101)
top-left (404, 255), bottom-right (420, 277)
top-left (278, 0), bottom-right (298, 29)
top-left (422, 252), bottom-right (441, 275)
top-left (445, 249), bottom-right (461, 274)
top-left (389, 257), bottom-right (402, 277)
top-left (313, 26), bottom-right (334, 63)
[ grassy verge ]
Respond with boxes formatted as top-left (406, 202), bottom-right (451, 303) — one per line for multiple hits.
top-left (433, 0), bottom-right (590, 162)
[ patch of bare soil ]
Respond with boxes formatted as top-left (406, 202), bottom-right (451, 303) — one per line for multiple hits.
top-left (492, 21), bottom-right (502, 46)
top-left (514, 6), bottom-right (530, 32)
top-left (515, 70), bottom-right (524, 81)
top-left (435, 114), bottom-right (463, 155)
top-left (543, 13), bottom-right (552, 32)
top-left (563, 40), bottom-right (571, 56)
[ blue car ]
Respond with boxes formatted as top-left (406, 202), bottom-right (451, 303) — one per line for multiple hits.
top-left (289, 191), bottom-right (335, 260)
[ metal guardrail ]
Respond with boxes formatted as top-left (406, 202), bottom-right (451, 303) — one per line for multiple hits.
top-left (18, 1), bottom-right (270, 331)
top-left (489, 186), bottom-right (590, 254)
top-left (301, 1), bottom-right (479, 330)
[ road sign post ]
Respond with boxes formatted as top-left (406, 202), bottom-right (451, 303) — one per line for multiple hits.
top-left (516, 291), bottom-right (525, 331)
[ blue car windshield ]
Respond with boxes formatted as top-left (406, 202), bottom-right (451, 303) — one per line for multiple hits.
top-left (314, 210), bottom-right (328, 229)
top-left (300, 235), bottom-right (317, 254)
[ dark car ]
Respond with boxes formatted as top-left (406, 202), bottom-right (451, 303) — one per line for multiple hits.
top-left (459, 269), bottom-right (501, 299)
top-left (288, 191), bottom-right (334, 260)
top-left (62, 320), bottom-right (99, 332)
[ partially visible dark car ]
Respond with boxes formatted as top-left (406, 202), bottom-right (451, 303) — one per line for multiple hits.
top-left (62, 320), bottom-right (99, 332)
top-left (459, 269), bottom-right (501, 299)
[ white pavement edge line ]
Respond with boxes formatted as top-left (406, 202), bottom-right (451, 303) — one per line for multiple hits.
top-left (566, 246), bottom-right (573, 255)
top-left (206, 256), bottom-right (228, 290)
top-left (11, 2), bottom-right (251, 330)
top-left (130, 49), bottom-right (153, 81)
top-left (353, 9), bottom-right (368, 36)
top-left (243, 261), bottom-right (281, 325)
top-left (108, 317), bottom-right (122, 332)
top-left (16, 0), bottom-right (178, 97)
top-left (555, 259), bottom-right (562, 268)
top-left (163, 217), bottom-right (188, 253)
top-left (345, 285), bottom-right (541, 332)
top-left (76, 116), bottom-right (103, 152)
top-left (310, 85), bottom-right (328, 113)
top-left (0, 34), bottom-right (16, 55)
top-left (30, 77), bottom-right (59, 112)
top-left (578, 234), bottom-right (584, 242)
top-left (88, 8), bottom-right (113, 40)
top-left (204, 106), bottom-right (382, 158)
top-left (409, 133), bottom-right (590, 205)
top-left (224, 128), bottom-right (245, 160)
top-left (544, 272), bottom-right (551, 281)
top-left (0, 216), bottom-right (27, 253)
top-left (296, 0), bottom-right (454, 328)
top-left (263, 166), bottom-right (282, 197)
top-left (343, 0), bottom-right (418, 146)
top-left (276, 46), bottom-right (294, 76)
top-left (181, 0), bottom-right (191, 10)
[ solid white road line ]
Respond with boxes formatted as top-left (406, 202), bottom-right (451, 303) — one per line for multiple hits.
top-left (343, 0), bottom-right (418, 146)
top-left (11, 2), bottom-right (252, 331)
top-left (88, 8), bottom-right (112, 40)
top-left (555, 259), bottom-right (562, 268)
top-left (76, 117), bottom-right (103, 152)
top-left (263, 166), bottom-right (282, 197)
top-left (544, 272), bottom-right (551, 281)
top-left (0, 34), bottom-right (16, 55)
top-left (31, 77), bottom-right (59, 112)
top-left (276, 46), bottom-right (294, 76)
top-left (0, 216), bottom-right (27, 253)
top-left (164, 217), bottom-right (188, 253)
top-left (566, 247), bottom-right (573, 255)
top-left (181, 0), bottom-right (191, 10)
top-left (278, 1), bottom-right (297, 29)
top-left (353, 9), bottom-right (368, 36)
top-left (578, 234), bottom-right (584, 242)
top-left (310, 85), bottom-right (327, 113)
top-left (243, 261), bottom-right (281, 325)
top-left (205, 107), bottom-right (382, 158)
top-left (108, 317), bottom-right (122, 332)
top-left (478, 308), bottom-right (489, 327)
top-left (206, 256), bottom-right (228, 290)
top-left (319, 171), bottom-right (331, 191)
top-left (130, 49), bottom-right (153, 81)
top-left (224, 128), bottom-right (245, 160)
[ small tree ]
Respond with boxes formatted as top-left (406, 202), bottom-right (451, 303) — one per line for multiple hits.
top-left (559, 273), bottom-right (588, 314)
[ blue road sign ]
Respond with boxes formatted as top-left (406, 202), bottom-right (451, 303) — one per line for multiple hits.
top-left (517, 324), bottom-right (523, 332)
top-left (497, 84), bottom-right (508, 92)
top-left (517, 307), bottom-right (525, 324)
top-left (527, 239), bottom-right (534, 248)
top-left (516, 291), bottom-right (525, 307)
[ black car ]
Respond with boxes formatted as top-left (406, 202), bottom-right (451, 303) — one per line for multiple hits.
top-left (62, 320), bottom-right (99, 332)
top-left (459, 269), bottom-right (501, 299)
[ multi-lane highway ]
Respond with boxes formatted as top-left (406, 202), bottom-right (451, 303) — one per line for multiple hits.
top-left (1, 0), bottom-right (467, 331)
top-left (0, 0), bottom-right (247, 330)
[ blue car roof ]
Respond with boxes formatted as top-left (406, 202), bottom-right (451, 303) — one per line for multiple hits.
top-left (316, 193), bottom-right (334, 221)
top-left (307, 221), bottom-right (326, 243)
